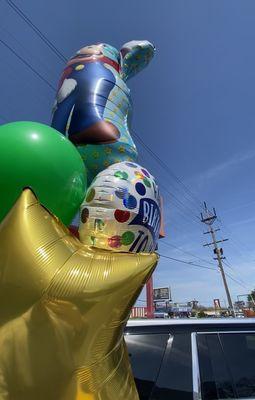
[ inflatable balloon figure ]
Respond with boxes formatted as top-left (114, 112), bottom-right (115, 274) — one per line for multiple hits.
top-left (0, 40), bottom-right (160, 400)
top-left (51, 41), bottom-right (155, 183)
top-left (0, 189), bottom-right (157, 400)
top-left (0, 121), bottom-right (87, 225)
top-left (80, 161), bottom-right (161, 253)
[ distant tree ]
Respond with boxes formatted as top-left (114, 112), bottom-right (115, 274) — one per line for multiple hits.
top-left (220, 311), bottom-right (228, 317)
top-left (197, 310), bottom-right (207, 318)
top-left (248, 290), bottom-right (255, 301)
top-left (248, 289), bottom-right (255, 309)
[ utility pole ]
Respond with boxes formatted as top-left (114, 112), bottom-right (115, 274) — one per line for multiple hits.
top-left (146, 277), bottom-right (154, 318)
top-left (200, 202), bottom-right (235, 317)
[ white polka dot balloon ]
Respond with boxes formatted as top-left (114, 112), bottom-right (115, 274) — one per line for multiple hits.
top-left (79, 161), bottom-right (161, 253)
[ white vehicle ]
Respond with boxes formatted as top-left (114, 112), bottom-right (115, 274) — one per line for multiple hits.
top-left (125, 318), bottom-right (255, 399)
top-left (154, 312), bottom-right (169, 319)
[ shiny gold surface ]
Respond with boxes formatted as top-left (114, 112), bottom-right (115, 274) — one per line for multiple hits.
top-left (0, 189), bottom-right (158, 400)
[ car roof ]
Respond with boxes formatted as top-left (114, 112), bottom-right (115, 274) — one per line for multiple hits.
top-left (127, 318), bottom-right (255, 327)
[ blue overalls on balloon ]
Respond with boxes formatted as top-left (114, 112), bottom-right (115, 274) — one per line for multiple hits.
top-left (51, 42), bottom-right (155, 184)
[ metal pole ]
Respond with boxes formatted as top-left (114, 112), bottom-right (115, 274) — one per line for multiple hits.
top-left (201, 205), bottom-right (235, 317)
top-left (146, 277), bottom-right (154, 318)
top-left (210, 226), bottom-right (235, 317)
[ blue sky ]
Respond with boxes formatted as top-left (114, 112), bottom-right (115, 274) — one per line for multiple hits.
top-left (1, 0), bottom-right (255, 307)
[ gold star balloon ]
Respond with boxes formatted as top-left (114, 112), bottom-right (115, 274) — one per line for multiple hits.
top-left (0, 189), bottom-right (158, 400)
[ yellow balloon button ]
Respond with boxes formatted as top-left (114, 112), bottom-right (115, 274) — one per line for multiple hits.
top-left (75, 64), bottom-right (85, 71)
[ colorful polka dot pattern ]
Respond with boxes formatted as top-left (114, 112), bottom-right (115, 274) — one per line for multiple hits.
top-left (121, 231), bottom-right (135, 245)
top-left (114, 209), bottom-right (130, 223)
top-left (141, 168), bottom-right (150, 177)
top-left (79, 161), bottom-right (160, 253)
top-left (125, 162), bottom-right (137, 168)
top-left (123, 195), bottom-right (137, 210)
top-left (108, 231), bottom-right (135, 248)
top-left (143, 178), bottom-right (151, 188)
top-left (108, 235), bottom-right (121, 248)
top-left (74, 59), bottom-right (139, 185)
top-left (114, 170), bottom-right (128, 180)
top-left (81, 208), bottom-right (89, 223)
top-left (134, 171), bottom-right (145, 180)
top-left (86, 188), bottom-right (95, 202)
top-left (115, 187), bottom-right (129, 199)
top-left (135, 182), bottom-right (146, 196)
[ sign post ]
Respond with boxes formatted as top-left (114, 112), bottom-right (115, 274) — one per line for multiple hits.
top-left (146, 277), bottom-right (154, 318)
top-left (213, 298), bottom-right (221, 316)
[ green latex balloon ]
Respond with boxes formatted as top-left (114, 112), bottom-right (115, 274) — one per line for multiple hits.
top-left (0, 121), bottom-right (87, 225)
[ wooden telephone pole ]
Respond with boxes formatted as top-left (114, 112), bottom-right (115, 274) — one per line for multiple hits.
top-left (201, 203), bottom-right (235, 317)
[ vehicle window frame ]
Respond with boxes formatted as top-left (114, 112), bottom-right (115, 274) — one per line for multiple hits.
top-left (149, 330), bottom-right (194, 400)
top-left (191, 330), bottom-right (255, 400)
top-left (124, 331), bottom-right (171, 399)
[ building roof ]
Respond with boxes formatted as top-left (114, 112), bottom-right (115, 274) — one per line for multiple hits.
top-left (127, 318), bottom-right (255, 327)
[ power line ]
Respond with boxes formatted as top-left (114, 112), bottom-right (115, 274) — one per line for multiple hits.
top-left (0, 25), bottom-right (57, 81)
top-left (152, 253), bottom-right (251, 299)
top-left (199, 205), bottom-right (253, 293)
top-left (137, 141), bottom-right (203, 228)
top-left (138, 149), bottom-right (200, 220)
top-left (3, 3), bottom-right (253, 303)
top-left (4, 4), bottom-right (203, 233)
top-left (160, 249), bottom-right (252, 290)
top-left (217, 215), bottom-right (254, 257)
top-left (160, 240), bottom-right (216, 266)
top-left (222, 259), bottom-right (251, 287)
top-left (0, 38), bottom-right (204, 239)
top-left (5, 0), bottom-right (67, 63)
top-left (0, 37), bottom-right (55, 91)
top-left (134, 130), bottom-right (203, 208)
top-left (223, 259), bottom-right (246, 274)
top-left (159, 253), bottom-right (217, 271)
top-left (217, 221), bottom-right (255, 286)
top-left (138, 153), bottom-right (203, 234)
top-left (159, 181), bottom-right (202, 226)
top-left (2, 5), bottom-right (217, 243)
top-left (133, 131), bottom-right (204, 210)
top-left (1, 52), bottom-right (52, 107)
top-left (225, 272), bottom-right (249, 290)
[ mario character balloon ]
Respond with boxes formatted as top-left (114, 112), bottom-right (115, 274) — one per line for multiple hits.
top-left (51, 41), bottom-right (155, 183)
top-left (79, 161), bottom-right (161, 253)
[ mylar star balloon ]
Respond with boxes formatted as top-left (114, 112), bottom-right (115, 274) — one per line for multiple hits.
top-left (0, 189), bottom-right (158, 400)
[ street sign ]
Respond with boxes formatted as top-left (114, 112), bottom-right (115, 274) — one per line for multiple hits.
top-left (153, 287), bottom-right (170, 301)
top-left (213, 299), bottom-right (221, 309)
top-left (155, 301), bottom-right (168, 311)
top-left (171, 306), bottom-right (192, 313)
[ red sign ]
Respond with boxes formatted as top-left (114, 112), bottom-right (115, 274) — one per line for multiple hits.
top-left (130, 307), bottom-right (147, 318)
top-left (213, 299), bottom-right (221, 309)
